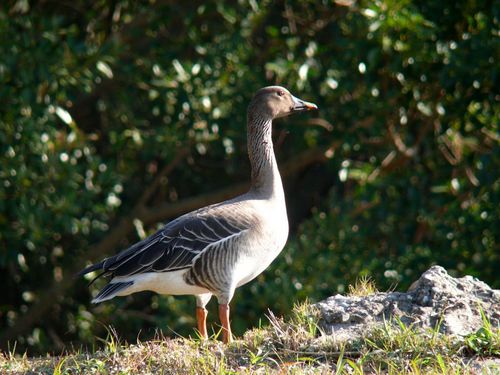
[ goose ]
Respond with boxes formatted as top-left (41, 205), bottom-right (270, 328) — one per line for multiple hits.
top-left (78, 86), bottom-right (317, 343)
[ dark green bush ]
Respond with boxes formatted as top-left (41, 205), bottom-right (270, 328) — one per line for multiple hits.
top-left (0, 0), bottom-right (498, 354)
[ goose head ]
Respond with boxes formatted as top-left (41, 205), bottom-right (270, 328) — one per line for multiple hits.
top-left (248, 86), bottom-right (318, 120)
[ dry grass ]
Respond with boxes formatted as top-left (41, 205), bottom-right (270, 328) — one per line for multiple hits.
top-left (348, 276), bottom-right (379, 297)
top-left (2, 302), bottom-right (499, 374)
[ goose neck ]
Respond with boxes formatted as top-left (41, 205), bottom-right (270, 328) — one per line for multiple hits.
top-left (247, 114), bottom-right (283, 199)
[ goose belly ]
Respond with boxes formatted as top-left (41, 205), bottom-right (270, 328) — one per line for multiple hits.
top-left (235, 231), bottom-right (288, 288)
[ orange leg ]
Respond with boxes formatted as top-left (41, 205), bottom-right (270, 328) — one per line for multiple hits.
top-left (196, 306), bottom-right (208, 339)
top-left (218, 304), bottom-right (233, 344)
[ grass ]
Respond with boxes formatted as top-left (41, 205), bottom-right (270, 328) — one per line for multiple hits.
top-left (2, 283), bottom-right (499, 374)
top-left (347, 276), bottom-right (379, 297)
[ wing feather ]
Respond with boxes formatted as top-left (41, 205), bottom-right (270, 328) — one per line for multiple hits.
top-left (93, 212), bottom-right (249, 279)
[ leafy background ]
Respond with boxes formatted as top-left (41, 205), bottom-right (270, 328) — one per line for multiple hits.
top-left (0, 0), bottom-right (498, 354)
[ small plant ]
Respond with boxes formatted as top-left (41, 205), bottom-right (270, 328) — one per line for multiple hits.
top-left (362, 316), bottom-right (459, 372)
top-left (289, 300), bottom-right (321, 337)
top-left (348, 276), bottom-right (378, 297)
top-left (52, 357), bottom-right (67, 375)
top-left (464, 308), bottom-right (500, 356)
top-left (96, 325), bottom-right (122, 355)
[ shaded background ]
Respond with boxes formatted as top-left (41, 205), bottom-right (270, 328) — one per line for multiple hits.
top-left (1, 0), bottom-right (498, 354)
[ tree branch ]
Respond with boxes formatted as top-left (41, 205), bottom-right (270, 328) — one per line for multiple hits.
top-left (368, 119), bottom-right (434, 182)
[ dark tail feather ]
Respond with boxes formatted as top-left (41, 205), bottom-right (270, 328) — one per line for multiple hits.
top-left (91, 281), bottom-right (134, 303)
top-left (76, 260), bottom-right (106, 278)
top-left (87, 271), bottom-right (107, 286)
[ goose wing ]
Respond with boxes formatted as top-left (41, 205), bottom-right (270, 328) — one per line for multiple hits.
top-left (84, 212), bottom-right (250, 280)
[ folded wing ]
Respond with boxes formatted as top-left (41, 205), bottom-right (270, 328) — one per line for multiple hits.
top-left (83, 213), bottom-right (249, 281)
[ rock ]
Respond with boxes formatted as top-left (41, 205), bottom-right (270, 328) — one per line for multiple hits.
top-left (314, 266), bottom-right (500, 341)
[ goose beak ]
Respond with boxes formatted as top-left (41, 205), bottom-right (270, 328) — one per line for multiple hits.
top-left (292, 95), bottom-right (318, 112)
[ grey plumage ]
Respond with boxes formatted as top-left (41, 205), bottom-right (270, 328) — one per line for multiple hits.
top-left (78, 86), bottom-right (317, 342)
top-left (85, 205), bottom-right (254, 303)
top-left (94, 281), bottom-right (134, 302)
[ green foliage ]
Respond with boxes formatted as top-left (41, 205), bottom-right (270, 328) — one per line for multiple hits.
top-left (0, 0), bottom-right (498, 354)
top-left (464, 309), bottom-right (500, 356)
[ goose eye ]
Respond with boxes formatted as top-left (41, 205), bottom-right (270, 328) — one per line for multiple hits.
top-left (277, 90), bottom-right (285, 97)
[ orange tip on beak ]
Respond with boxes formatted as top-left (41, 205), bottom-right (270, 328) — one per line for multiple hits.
top-left (292, 95), bottom-right (318, 112)
top-left (303, 101), bottom-right (318, 110)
